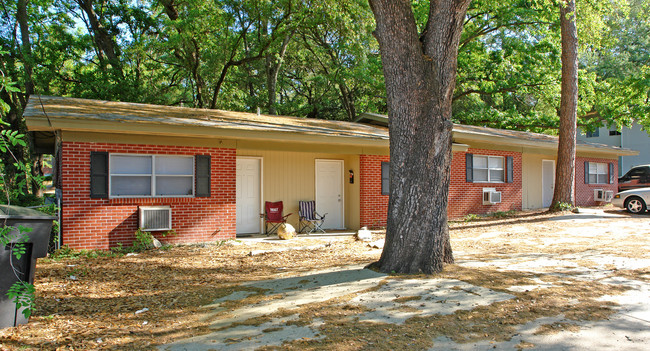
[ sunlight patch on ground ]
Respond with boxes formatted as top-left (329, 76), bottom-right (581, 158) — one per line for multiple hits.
top-left (349, 278), bottom-right (513, 324)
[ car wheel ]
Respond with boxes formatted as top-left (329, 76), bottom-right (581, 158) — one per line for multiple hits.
top-left (624, 197), bottom-right (647, 214)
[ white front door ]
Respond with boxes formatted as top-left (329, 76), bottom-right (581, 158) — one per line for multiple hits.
top-left (542, 160), bottom-right (555, 208)
top-left (315, 159), bottom-right (344, 229)
top-left (236, 157), bottom-right (262, 234)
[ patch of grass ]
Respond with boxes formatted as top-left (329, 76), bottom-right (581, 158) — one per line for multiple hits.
top-left (133, 228), bottom-right (155, 252)
top-left (550, 202), bottom-right (575, 212)
top-left (463, 213), bottom-right (482, 222)
top-left (487, 210), bottom-right (518, 218)
top-left (48, 245), bottom-right (122, 260)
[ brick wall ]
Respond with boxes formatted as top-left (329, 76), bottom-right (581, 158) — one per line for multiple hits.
top-left (448, 148), bottom-right (522, 218)
top-left (359, 148), bottom-right (523, 226)
top-left (61, 142), bottom-right (236, 250)
top-left (575, 156), bottom-right (618, 206)
top-left (359, 154), bottom-right (390, 228)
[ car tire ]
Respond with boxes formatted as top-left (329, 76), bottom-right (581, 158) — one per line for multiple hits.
top-left (624, 197), bottom-right (647, 214)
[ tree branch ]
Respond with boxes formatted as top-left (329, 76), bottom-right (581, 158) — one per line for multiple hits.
top-left (453, 83), bottom-right (545, 101)
top-left (460, 20), bottom-right (554, 49)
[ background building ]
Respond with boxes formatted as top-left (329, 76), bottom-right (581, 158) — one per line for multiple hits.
top-left (577, 123), bottom-right (650, 175)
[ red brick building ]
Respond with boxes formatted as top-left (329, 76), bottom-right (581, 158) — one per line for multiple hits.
top-left (25, 97), bottom-right (636, 249)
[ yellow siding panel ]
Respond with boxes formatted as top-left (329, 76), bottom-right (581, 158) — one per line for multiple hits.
top-left (236, 150), bottom-right (360, 230)
top-left (522, 153), bottom-right (555, 210)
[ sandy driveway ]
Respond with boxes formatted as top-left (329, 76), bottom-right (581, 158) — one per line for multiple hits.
top-left (2, 209), bottom-right (648, 350)
top-left (162, 209), bottom-right (650, 350)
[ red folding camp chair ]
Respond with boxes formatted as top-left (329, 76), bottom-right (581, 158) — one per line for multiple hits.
top-left (263, 201), bottom-right (291, 235)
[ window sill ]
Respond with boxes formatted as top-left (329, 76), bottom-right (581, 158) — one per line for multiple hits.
top-left (98, 197), bottom-right (206, 205)
top-left (109, 195), bottom-right (194, 199)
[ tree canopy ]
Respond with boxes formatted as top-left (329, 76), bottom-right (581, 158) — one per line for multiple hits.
top-left (1, 0), bottom-right (648, 201)
top-left (1, 0), bottom-right (647, 128)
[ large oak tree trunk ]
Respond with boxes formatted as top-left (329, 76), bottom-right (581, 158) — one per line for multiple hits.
top-left (551, 0), bottom-right (578, 209)
top-left (368, 0), bottom-right (470, 274)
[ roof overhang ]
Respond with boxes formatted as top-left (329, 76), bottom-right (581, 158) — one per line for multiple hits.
top-left (356, 113), bottom-right (638, 157)
top-left (25, 96), bottom-right (391, 152)
top-left (452, 129), bottom-right (638, 157)
top-left (25, 98), bottom-right (638, 158)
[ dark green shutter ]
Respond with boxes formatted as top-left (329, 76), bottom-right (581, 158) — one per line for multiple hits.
top-left (90, 151), bottom-right (109, 198)
top-left (381, 161), bottom-right (390, 195)
top-left (609, 163), bottom-right (614, 184)
top-left (506, 156), bottom-right (514, 183)
top-left (195, 155), bottom-right (211, 197)
top-left (584, 161), bottom-right (590, 184)
top-left (466, 153), bottom-right (473, 182)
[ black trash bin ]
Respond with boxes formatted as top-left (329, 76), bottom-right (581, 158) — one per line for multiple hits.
top-left (0, 205), bottom-right (55, 328)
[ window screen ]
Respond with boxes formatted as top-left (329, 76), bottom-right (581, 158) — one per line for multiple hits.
top-left (109, 154), bottom-right (194, 197)
top-left (588, 162), bottom-right (608, 184)
top-left (472, 155), bottom-right (505, 183)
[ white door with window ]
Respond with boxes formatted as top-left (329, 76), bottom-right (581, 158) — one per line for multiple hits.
top-left (315, 159), bottom-right (344, 229)
top-left (236, 157), bottom-right (262, 234)
top-left (542, 160), bottom-right (555, 208)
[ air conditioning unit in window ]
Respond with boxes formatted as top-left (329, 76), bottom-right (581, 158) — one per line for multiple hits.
top-left (594, 189), bottom-right (614, 202)
top-left (594, 189), bottom-right (604, 201)
top-left (594, 189), bottom-right (607, 202)
top-left (482, 188), bottom-right (502, 205)
top-left (139, 206), bottom-right (172, 231)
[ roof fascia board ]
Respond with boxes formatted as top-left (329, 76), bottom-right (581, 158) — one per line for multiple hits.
top-left (453, 131), bottom-right (637, 157)
top-left (31, 116), bottom-right (390, 148)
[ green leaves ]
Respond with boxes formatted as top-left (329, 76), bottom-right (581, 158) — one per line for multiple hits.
top-left (0, 130), bottom-right (27, 151)
top-left (1, 225), bottom-right (36, 319)
top-left (0, 0), bottom-right (647, 133)
top-left (7, 281), bottom-right (35, 319)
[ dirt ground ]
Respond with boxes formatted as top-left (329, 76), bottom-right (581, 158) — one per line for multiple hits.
top-left (1, 208), bottom-right (649, 350)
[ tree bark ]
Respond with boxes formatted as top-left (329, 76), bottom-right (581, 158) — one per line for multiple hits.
top-left (550, 0), bottom-right (578, 210)
top-left (337, 81), bottom-right (356, 121)
top-left (368, 0), bottom-right (470, 274)
top-left (266, 32), bottom-right (294, 115)
top-left (16, 0), bottom-right (33, 97)
top-left (17, 0), bottom-right (44, 197)
top-left (31, 154), bottom-right (43, 197)
top-left (76, 0), bottom-right (123, 75)
top-left (159, 0), bottom-right (179, 20)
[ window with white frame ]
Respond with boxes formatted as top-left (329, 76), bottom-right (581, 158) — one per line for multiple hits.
top-left (109, 155), bottom-right (194, 197)
top-left (473, 155), bottom-right (505, 183)
top-left (588, 162), bottom-right (608, 184)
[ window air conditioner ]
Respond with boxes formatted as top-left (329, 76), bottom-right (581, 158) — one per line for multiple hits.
top-left (482, 188), bottom-right (502, 205)
top-left (604, 190), bottom-right (614, 202)
top-left (594, 189), bottom-right (606, 202)
top-left (139, 206), bottom-right (172, 231)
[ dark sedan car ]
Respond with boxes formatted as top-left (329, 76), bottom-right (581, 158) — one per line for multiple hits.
top-left (618, 165), bottom-right (650, 192)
